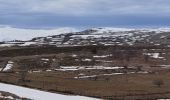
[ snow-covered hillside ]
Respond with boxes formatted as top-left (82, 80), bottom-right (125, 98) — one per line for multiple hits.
top-left (0, 82), bottom-right (99, 100)
top-left (91, 27), bottom-right (134, 33)
top-left (1, 27), bottom-right (170, 47)
top-left (0, 26), bottom-right (78, 41)
top-left (1, 27), bottom-right (170, 42)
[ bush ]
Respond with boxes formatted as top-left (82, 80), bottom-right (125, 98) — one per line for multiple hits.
top-left (152, 79), bottom-right (164, 88)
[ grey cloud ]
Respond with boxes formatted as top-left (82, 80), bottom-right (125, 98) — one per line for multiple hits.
top-left (1, 0), bottom-right (170, 28)
top-left (0, 0), bottom-right (170, 16)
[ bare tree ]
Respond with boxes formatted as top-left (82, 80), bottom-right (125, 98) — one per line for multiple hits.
top-left (152, 79), bottom-right (164, 88)
top-left (136, 66), bottom-right (142, 72)
top-left (51, 59), bottom-right (60, 69)
top-left (105, 77), bottom-right (110, 82)
top-left (17, 65), bottom-right (29, 84)
top-left (144, 55), bottom-right (149, 62)
top-left (20, 70), bottom-right (28, 82)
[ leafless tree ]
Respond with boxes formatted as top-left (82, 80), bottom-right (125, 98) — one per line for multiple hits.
top-left (136, 66), bottom-right (142, 72)
top-left (152, 79), bottom-right (164, 88)
top-left (144, 55), bottom-right (149, 62)
top-left (17, 65), bottom-right (29, 84)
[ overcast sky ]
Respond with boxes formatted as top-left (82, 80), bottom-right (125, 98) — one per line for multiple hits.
top-left (0, 0), bottom-right (170, 28)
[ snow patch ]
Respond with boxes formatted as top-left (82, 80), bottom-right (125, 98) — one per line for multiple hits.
top-left (0, 83), bottom-right (99, 100)
top-left (55, 66), bottom-right (124, 71)
top-left (143, 53), bottom-right (164, 59)
top-left (3, 61), bottom-right (14, 71)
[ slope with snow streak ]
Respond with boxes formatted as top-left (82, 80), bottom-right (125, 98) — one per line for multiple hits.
top-left (0, 83), bottom-right (100, 100)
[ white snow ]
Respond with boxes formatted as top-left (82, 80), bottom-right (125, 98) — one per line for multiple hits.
top-left (75, 71), bottom-right (148, 79)
top-left (75, 73), bottom-right (124, 79)
top-left (1, 27), bottom-right (170, 42)
top-left (137, 71), bottom-right (149, 74)
top-left (41, 58), bottom-right (50, 61)
top-left (143, 53), bottom-right (164, 59)
top-left (152, 53), bottom-right (160, 58)
top-left (154, 28), bottom-right (170, 32)
top-left (0, 26), bottom-right (78, 41)
top-left (0, 43), bottom-right (15, 47)
top-left (3, 61), bottom-right (14, 71)
top-left (138, 27), bottom-right (170, 33)
top-left (91, 27), bottom-right (170, 34)
top-left (20, 42), bottom-right (37, 46)
top-left (72, 54), bottom-right (78, 57)
top-left (0, 94), bottom-right (14, 100)
top-left (92, 27), bottom-right (134, 33)
top-left (160, 65), bottom-right (170, 68)
top-left (71, 35), bottom-right (109, 39)
top-left (46, 69), bottom-right (52, 72)
top-left (0, 82), bottom-right (99, 100)
top-left (93, 55), bottom-right (112, 58)
top-left (32, 70), bottom-right (42, 73)
top-left (55, 66), bottom-right (124, 71)
top-left (82, 59), bottom-right (92, 62)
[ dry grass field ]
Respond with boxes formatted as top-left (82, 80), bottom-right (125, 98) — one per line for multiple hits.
top-left (0, 45), bottom-right (170, 100)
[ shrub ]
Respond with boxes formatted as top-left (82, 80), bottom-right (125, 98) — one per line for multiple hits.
top-left (152, 79), bottom-right (164, 88)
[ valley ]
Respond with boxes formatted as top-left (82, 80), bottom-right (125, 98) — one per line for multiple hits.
top-left (1, 28), bottom-right (170, 99)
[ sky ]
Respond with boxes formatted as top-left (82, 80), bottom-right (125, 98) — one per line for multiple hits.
top-left (1, 0), bottom-right (170, 29)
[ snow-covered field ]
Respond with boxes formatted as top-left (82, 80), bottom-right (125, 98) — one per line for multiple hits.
top-left (1, 26), bottom-right (170, 42)
top-left (0, 83), bottom-right (100, 100)
top-left (0, 26), bottom-right (78, 41)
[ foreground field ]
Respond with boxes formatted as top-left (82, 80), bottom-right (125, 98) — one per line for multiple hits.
top-left (0, 45), bottom-right (170, 100)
